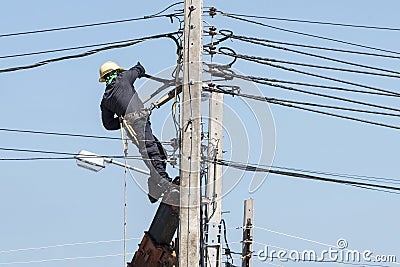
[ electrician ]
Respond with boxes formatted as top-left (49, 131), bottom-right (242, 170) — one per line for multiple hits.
top-left (98, 61), bottom-right (173, 204)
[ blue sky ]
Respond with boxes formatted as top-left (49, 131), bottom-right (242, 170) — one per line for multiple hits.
top-left (1, 1), bottom-right (399, 266)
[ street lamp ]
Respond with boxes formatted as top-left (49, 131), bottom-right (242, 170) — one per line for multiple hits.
top-left (75, 150), bottom-right (149, 175)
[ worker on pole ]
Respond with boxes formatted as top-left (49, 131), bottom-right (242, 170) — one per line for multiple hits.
top-left (98, 61), bottom-right (174, 203)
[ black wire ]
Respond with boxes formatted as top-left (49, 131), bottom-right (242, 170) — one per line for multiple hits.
top-left (0, 128), bottom-right (175, 149)
top-left (0, 128), bottom-right (122, 140)
top-left (252, 80), bottom-right (400, 113)
top-left (228, 34), bottom-right (400, 60)
top-left (219, 12), bottom-right (400, 56)
top-left (150, 2), bottom-right (183, 17)
top-left (0, 38), bottom-right (158, 59)
top-left (217, 50), bottom-right (400, 98)
top-left (205, 87), bottom-right (400, 131)
top-left (0, 32), bottom-right (179, 73)
top-left (0, 147), bottom-right (144, 160)
top-left (247, 77), bottom-right (396, 97)
top-left (4, 145), bottom-right (400, 192)
top-left (213, 159), bottom-right (400, 193)
top-left (0, 3), bottom-right (183, 38)
top-left (206, 67), bottom-right (400, 113)
top-left (350, 184), bottom-right (400, 195)
top-left (225, 36), bottom-right (400, 77)
top-left (267, 165), bottom-right (400, 185)
top-left (5, 145), bottom-right (400, 184)
top-left (204, 63), bottom-right (396, 97)
top-left (257, 97), bottom-right (400, 117)
top-left (240, 52), bottom-right (400, 79)
top-left (220, 12), bottom-right (400, 31)
top-left (221, 219), bottom-right (234, 264)
top-left (0, 157), bottom-right (77, 161)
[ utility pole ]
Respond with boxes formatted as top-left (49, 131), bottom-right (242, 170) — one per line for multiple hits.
top-left (205, 90), bottom-right (224, 267)
top-left (179, 0), bottom-right (203, 266)
top-left (242, 199), bottom-right (254, 267)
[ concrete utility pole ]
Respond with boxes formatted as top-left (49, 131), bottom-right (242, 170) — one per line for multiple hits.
top-left (206, 91), bottom-right (224, 267)
top-left (179, 0), bottom-right (203, 266)
top-left (242, 199), bottom-right (254, 267)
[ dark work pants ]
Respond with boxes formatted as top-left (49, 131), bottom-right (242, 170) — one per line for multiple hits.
top-left (125, 117), bottom-right (169, 184)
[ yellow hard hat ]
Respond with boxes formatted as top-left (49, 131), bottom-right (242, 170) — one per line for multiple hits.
top-left (99, 61), bottom-right (124, 82)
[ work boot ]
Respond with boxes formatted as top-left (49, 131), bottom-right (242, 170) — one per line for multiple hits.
top-left (162, 176), bottom-right (180, 207)
top-left (147, 177), bottom-right (171, 204)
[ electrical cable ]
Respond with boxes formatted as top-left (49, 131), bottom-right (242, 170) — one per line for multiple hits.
top-left (0, 147), bottom-right (146, 162)
top-left (253, 226), bottom-right (335, 247)
top-left (204, 63), bottom-right (397, 97)
top-left (1, 37), bottom-right (169, 59)
top-left (0, 128), bottom-right (176, 148)
top-left (242, 76), bottom-right (396, 97)
top-left (0, 253), bottom-right (125, 265)
top-left (226, 34), bottom-right (400, 76)
top-left (250, 96), bottom-right (400, 117)
top-left (4, 145), bottom-right (400, 188)
top-left (218, 12), bottom-right (400, 31)
top-left (205, 69), bottom-right (400, 114)
top-left (205, 86), bottom-right (400, 131)
top-left (3, 146), bottom-right (400, 186)
top-left (222, 37), bottom-right (400, 78)
top-left (217, 49), bottom-right (400, 97)
top-left (0, 237), bottom-right (140, 254)
top-left (221, 219), bottom-right (234, 265)
top-left (227, 34), bottom-right (400, 60)
top-left (252, 163), bottom-right (400, 185)
top-left (0, 3), bottom-right (183, 38)
top-left (218, 12), bottom-right (400, 56)
top-left (211, 159), bottom-right (400, 193)
top-left (0, 32), bottom-right (179, 73)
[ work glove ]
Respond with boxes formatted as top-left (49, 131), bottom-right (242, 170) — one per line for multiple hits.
top-left (135, 61), bottom-right (145, 78)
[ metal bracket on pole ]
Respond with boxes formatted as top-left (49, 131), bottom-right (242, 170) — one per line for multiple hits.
top-left (206, 221), bottom-right (221, 247)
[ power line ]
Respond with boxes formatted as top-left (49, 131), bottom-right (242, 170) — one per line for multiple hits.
top-left (205, 67), bottom-right (400, 113)
top-left (254, 226), bottom-right (334, 247)
top-left (205, 86), bottom-right (400, 131)
top-left (246, 77), bottom-right (397, 97)
top-left (0, 147), bottom-right (145, 160)
top-left (2, 146), bottom-right (397, 182)
top-left (218, 159), bottom-right (400, 187)
top-left (218, 12), bottom-right (400, 31)
top-left (5, 146), bottom-right (400, 186)
top-left (226, 34), bottom-right (400, 60)
top-left (0, 3), bottom-right (183, 38)
top-left (217, 50), bottom-right (400, 97)
top-left (0, 157), bottom-right (76, 161)
top-left (0, 32), bottom-right (179, 73)
top-left (0, 38), bottom-right (162, 59)
top-left (0, 237), bottom-right (140, 254)
top-left (0, 253), bottom-right (124, 265)
top-left (213, 159), bottom-right (400, 194)
top-left (205, 63), bottom-right (397, 97)
top-left (218, 12), bottom-right (400, 56)
top-left (0, 128), bottom-right (123, 140)
top-left (268, 165), bottom-right (400, 185)
top-left (225, 35), bottom-right (400, 77)
top-left (254, 97), bottom-right (400, 118)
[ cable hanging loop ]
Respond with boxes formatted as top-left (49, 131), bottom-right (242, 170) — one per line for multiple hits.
top-left (217, 47), bottom-right (237, 67)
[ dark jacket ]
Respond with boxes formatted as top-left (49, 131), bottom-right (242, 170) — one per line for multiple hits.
top-left (100, 62), bottom-right (145, 130)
